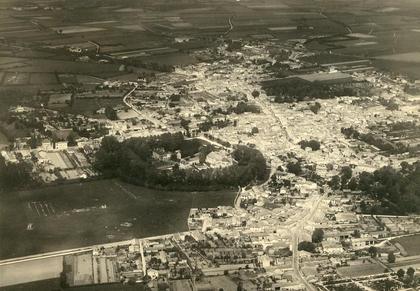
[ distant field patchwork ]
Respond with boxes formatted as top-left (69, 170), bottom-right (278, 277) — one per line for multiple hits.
top-left (375, 52), bottom-right (420, 63)
top-left (53, 26), bottom-right (105, 34)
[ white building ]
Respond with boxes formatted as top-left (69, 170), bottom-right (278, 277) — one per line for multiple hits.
top-left (40, 139), bottom-right (53, 151)
top-left (322, 241), bottom-right (344, 254)
top-left (351, 237), bottom-right (377, 249)
top-left (55, 141), bottom-right (68, 150)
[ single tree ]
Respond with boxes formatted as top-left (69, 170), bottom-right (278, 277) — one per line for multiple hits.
top-left (105, 105), bottom-right (118, 120)
top-left (348, 177), bottom-right (358, 191)
top-left (312, 228), bottom-right (324, 243)
top-left (340, 166), bottom-right (353, 185)
top-left (287, 161), bottom-right (302, 176)
top-left (407, 267), bottom-right (415, 279)
top-left (328, 175), bottom-right (341, 190)
top-left (397, 269), bottom-right (405, 280)
top-left (368, 246), bottom-right (378, 258)
top-left (309, 102), bottom-right (321, 114)
top-left (67, 131), bottom-right (78, 147)
top-left (387, 252), bottom-right (396, 263)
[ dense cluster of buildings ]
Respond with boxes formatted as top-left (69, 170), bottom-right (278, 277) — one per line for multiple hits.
top-left (1, 36), bottom-right (420, 291)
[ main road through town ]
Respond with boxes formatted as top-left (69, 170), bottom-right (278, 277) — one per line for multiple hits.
top-left (292, 193), bottom-right (326, 291)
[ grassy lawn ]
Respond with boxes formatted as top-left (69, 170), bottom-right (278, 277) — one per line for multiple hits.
top-left (0, 278), bottom-right (61, 291)
top-left (337, 261), bottom-right (384, 278)
top-left (391, 234), bottom-right (420, 256)
top-left (0, 256), bottom-right (63, 288)
top-left (61, 98), bottom-right (124, 118)
top-left (0, 179), bottom-right (235, 259)
top-left (0, 280), bottom-right (146, 291)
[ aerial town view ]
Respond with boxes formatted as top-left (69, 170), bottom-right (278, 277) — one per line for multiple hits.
top-left (0, 0), bottom-right (420, 290)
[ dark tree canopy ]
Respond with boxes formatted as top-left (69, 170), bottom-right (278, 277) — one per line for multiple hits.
top-left (105, 105), bottom-right (118, 120)
top-left (94, 133), bottom-right (268, 190)
top-left (368, 246), bottom-right (377, 258)
top-left (0, 156), bottom-right (34, 192)
top-left (328, 175), bottom-right (341, 190)
top-left (299, 140), bottom-right (320, 151)
top-left (286, 161), bottom-right (302, 176)
top-left (312, 228), bottom-right (324, 243)
top-left (387, 252), bottom-right (396, 263)
top-left (407, 267), bottom-right (415, 278)
top-left (397, 269), bottom-right (405, 280)
top-left (262, 79), bottom-right (370, 103)
top-left (343, 163), bottom-right (420, 214)
top-left (309, 102), bottom-right (321, 114)
top-left (298, 241), bottom-right (316, 253)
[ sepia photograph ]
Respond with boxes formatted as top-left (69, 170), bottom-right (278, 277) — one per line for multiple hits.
top-left (0, 0), bottom-right (419, 290)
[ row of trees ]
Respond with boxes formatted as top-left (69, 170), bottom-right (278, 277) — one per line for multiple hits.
top-left (94, 133), bottom-right (268, 190)
top-left (341, 127), bottom-right (409, 154)
top-left (263, 79), bottom-right (369, 103)
top-left (396, 267), bottom-right (418, 288)
top-left (212, 101), bottom-right (261, 116)
top-left (121, 58), bottom-right (175, 73)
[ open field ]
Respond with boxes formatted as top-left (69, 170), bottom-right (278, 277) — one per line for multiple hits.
top-left (207, 276), bottom-right (237, 291)
top-left (391, 234), bottom-right (420, 256)
top-left (375, 52), bottom-right (420, 63)
top-left (53, 26), bottom-right (106, 34)
top-left (388, 256), bottom-right (420, 270)
top-left (0, 179), bottom-right (236, 259)
top-left (115, 24), bottom-right (145, 31)
top-left (373, 60), bottom-right (420, 79)
top-left (0, 278), bottom-right (146, 291)
top-left (62, 98), bottom-right (124, 118)
top-left (29, 73), bottom-right (58, 85)
top-left (11, 59), bottom-right (122, 78)
top-left (0, 57), bottom-right (25, 65)
top-left (3, 72), bottom-right (29, 85)
top-left (0, 0), bottom-right (417, 84)
top-left (0, 278), bottom-right (61, 291)
top-left (137, 52), bottom-right (197, 66)
top-left (337, 261), bottom-right (384, 278)
top-left (0, 256), bottom-right (63, 287)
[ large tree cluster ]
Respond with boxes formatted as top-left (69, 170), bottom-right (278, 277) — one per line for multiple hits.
top-left (336, 162), bottom-right (420, 214)
top-left (0, 156), bottom-right (34, 193)
top-left (94, 133), bottom-right (268, 190)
